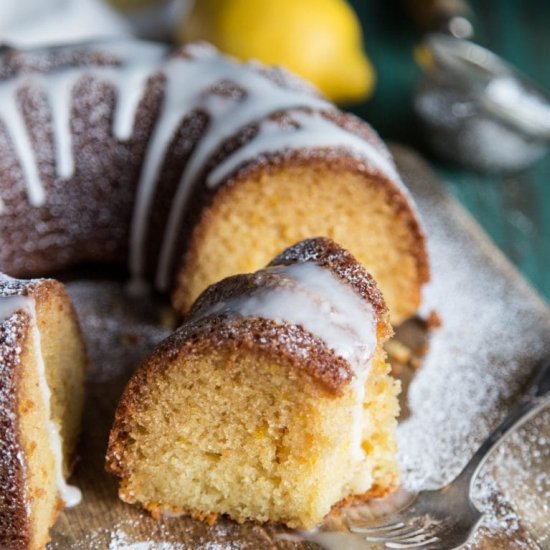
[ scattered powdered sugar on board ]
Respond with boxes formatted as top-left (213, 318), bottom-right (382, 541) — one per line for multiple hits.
top-left (393, 146), bottom-right (550, 546)
top-left (485, 406), bottom-right (550, 546)
top-left (66, 280), bottom-right (174, 383)
top-left (109, 534), bottom-right (175, 550)
top-left (397, 203), bottom-right (549, 490)
top-left (65, 518), bottom-right (187, 549)
top-left (107, 528), bottom-right (183, 550)
top-left (74, 517), bottom-right (274, 549)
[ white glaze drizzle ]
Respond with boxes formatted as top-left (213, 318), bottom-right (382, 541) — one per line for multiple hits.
top-left (155, 106), bottom-right (406, 289)
top-left (111, 64), bottom-right (156, 141)
top-left (0, 293), bottom-right (82, 507)
top-left (0, 41), bottom-right (167, 208)
top-left (96, 40), bottom-right (169, 143)
top-left (128, 47), bottom-right (329, 288)
top-left (0, 293), bottom-right (29, 323)
top-left (193, 261), bottom-right (376, 463)
top-left (208, 110), bottom-right (400, 188)
top-left (128, 53), bottom-right (236, 285)
top-left (152, 70), bottom-right (330, 288)
top-left (208, 263), bottom-right (376, 366)
top-left (46, 71), bottom-right (81, 180)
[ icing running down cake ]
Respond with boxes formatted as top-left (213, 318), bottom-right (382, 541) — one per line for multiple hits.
top-left (0, 274), bottom-right (86, 550)
top-left (106, 238), bottom-right (400, 529)
top-left (0, 40), bottom-right (428, 325)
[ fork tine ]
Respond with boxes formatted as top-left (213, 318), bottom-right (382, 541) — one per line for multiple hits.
top-left (365, 527), bottom-right (428, 542)
top-left (385, 535), bottom-right (440, 549)
top-left (350, 521), bottom-right (406, 534)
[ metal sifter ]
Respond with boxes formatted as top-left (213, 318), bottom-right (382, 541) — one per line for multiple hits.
top-left (411, 27), bottom-right (550, 173)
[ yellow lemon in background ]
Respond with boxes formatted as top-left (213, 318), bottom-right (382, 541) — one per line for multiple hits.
top-left (178, 0), bottom-right (376, 103)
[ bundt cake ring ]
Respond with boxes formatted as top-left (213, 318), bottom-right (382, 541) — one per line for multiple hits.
top-left (0, 39), bottom-right (428, 326)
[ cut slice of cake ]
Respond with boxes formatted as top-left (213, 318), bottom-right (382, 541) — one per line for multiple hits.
top-left (173, 118), bottom-right (429, 327)
top-left (0, 274), bottom-right (86, 550)
top-left (106, 237), bottom-right (400, 529)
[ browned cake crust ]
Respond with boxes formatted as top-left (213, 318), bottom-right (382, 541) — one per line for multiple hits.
top-left (0, 308), bottom-right (32, 550)
top-left (0, 277), bottom-right (42, 549)
top-left (188, 238), bottom-right (387, 322)
top-left (0, 42), bottom-right (316, 278)
top-left (0, 46), bottom-right (165, 276)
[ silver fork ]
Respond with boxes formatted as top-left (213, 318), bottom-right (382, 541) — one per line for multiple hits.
top-left (347, 356), bottom-right (550, 549)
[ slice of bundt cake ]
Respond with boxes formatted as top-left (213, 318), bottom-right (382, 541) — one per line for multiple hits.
top-left (106, 238), bottom-right (400, 529)
top-left (0, 274), bottom-right (86, 550)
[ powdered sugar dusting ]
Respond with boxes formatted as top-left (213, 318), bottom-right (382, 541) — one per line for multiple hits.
top-left (0, 305), bottom-right (30, 533)
top-left (66, 281), bottom-right (173, 383)
top-left (484, 406), bottom-right (550, 546)
top-left (396, 148), bottom-right (550, 490)
top-left (107, 529), bottom-right (184, 550)
top-left (59, 515), bottom-right (279, 549)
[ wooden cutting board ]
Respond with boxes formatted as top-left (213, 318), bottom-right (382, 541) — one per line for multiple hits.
top-left (49, 146), bottom-right (550, 549)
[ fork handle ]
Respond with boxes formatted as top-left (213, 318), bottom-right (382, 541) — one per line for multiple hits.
top-left (455, 356), bottom-right (550, 488)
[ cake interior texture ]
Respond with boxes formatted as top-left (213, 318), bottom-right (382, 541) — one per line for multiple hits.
top-left (177, 159), bottom-right (425, 325)
top-left (109, 334), bottom-right (399, 529)
top-left (4, 282), bottom-right (86, 549)
top-left (35, 284), bottom-right (86, 481)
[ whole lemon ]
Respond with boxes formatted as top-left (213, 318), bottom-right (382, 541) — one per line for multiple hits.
top-left (178, 0), bottom-right (375, 103)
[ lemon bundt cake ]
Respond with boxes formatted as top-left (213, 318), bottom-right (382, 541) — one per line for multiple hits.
top-left (0, 40), bottom-right (427, 325)
top-left (105, 238), bottom-right (400, 529)
top-left (0, 274), bottom-right (86, 549)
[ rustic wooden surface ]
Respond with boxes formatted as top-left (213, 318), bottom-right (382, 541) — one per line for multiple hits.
top-left (46, 147), bottom-right (550, 549)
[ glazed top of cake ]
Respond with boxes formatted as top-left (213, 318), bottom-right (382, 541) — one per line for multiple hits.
top-left (0, 40), bottom-right (423, 291)
top-left (182, 237), bottom-right (391, 394)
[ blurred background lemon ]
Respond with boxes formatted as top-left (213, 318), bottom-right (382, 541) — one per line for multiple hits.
top-left (1, 0), bottom-right (375, 103)
top-left (177, 0), bottom-right (376, 103)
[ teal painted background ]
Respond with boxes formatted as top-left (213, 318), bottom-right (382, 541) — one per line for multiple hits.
top-left (349, 0), bottom-right (550, 303)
